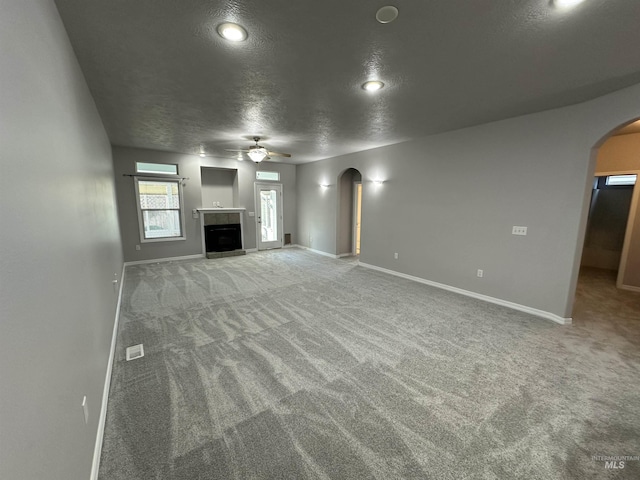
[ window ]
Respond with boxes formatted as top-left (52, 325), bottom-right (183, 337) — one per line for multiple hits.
top-left (256, 171), bottom-right (279, 181)
top-left (136, 162), bottom-right (178, 175)
top-left (596, 175), bottom-right (637, 189)
top-left (135, 178), bottom-right (185, 242)
top-left (605, 175), bottom-right (636, 186)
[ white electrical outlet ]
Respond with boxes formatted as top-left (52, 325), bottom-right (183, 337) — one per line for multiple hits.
top-left (192, 209), bottom-right (199, 219)
top-left (394, 252), bottom-right (399, 259)
top-left (477, 269), bottom-right (484, 278)
top-left (81, 396), bottom-right (89, 424)
top-left (135, 244), bottom-right (141, 251)
top-left (512, 226), bottom-right (528, 236)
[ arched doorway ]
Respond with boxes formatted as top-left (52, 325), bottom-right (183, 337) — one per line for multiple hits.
top-left (336, 168), bottom-right (362, 257)
top-left (572, 118), bottom-right (640, 320)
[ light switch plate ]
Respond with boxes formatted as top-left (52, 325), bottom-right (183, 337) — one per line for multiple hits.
top-left (512, 226), bottom-right (527, 236)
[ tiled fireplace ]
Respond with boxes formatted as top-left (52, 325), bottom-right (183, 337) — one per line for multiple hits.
top-left (198, 208), bottom-right (246, 259)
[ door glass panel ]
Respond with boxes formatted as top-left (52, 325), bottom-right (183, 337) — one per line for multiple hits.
top-left (260, 189), bottom-right (278, 242)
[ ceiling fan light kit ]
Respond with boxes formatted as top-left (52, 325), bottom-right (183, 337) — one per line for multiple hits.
top-left (247, 147), bottom-right (268, 163)
top-left (225, 137), bottom-right (292, 163)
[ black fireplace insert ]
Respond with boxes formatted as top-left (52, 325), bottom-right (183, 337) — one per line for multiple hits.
top-left (204, 224), bottom-right (242, 252)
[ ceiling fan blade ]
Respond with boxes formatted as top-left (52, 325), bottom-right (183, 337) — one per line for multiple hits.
top-left (224, 149), bottom-right (250, 153)
top-left (267, 151), bottom-right (292, 158)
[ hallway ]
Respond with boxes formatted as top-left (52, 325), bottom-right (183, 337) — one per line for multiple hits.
top-left (573, 267), bottom-right (640, 339)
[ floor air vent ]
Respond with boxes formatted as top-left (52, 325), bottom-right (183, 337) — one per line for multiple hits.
top-left (125, 344), bottom-right (144, 361)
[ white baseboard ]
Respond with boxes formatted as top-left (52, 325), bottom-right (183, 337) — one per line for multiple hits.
top-left (358, 262), bottom-right (571, 326)
top-left (618, 284), bottom-right (640, 293)
top-left (297, 245), bottom-right (338, 259)
top-left (124, 253), bottom-right (204, 266)
top-left (90, 262), bottom-right (126, 480)
top-left (245, 248), bottom-right (258, 253)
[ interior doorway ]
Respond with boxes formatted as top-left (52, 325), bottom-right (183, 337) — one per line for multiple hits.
top-left (255, 183), bottom-right (283, 250)
top-left (336, 168), bottom-right (362, 257)
top-left (573, 118), bottom-right (640, 320)
top-left (581, 175), bottom-right (635, 277)
top-left (579, 118), bottom-right (640, 291)
top-left (353, 181), bottom-right (362, 255)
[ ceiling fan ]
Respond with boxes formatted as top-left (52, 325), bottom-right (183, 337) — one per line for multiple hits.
top-left (225, 137), bottom-right (292, 163)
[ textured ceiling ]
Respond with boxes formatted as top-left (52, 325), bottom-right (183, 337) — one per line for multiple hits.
top-left (54, 0), bottom-right (640, 164)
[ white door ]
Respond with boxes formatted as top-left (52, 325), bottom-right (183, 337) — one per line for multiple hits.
top-left (255, 183), bottom-right (283, 250)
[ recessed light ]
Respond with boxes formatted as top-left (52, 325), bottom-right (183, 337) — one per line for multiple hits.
top-left (199, 153), bottom-right (206, 158)
top-left (376, 6), bottom-right (399, 24)
top-left (553, 0), bottom-right (585, 8)
top-left (217, 22), bottom-right (248, 42)
top-left (362, 80), bottom-right (385, 92)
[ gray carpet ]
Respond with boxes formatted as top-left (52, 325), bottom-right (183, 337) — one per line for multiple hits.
top-left (99, 249), bottom-right (640, 479)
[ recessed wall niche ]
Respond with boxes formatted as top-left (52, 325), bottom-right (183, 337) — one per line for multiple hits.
top-left (200, 167), bottom-right (238, 208)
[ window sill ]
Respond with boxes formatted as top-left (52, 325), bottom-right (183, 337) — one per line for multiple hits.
top-left (140, 236), bottom-right (186, 244)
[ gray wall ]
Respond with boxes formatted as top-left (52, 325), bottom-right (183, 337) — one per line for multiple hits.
top-left (0, 1), bottom-right (123, 479)
top-left (201, 168), bottom-right (236, 208)
top-left (297, 83), bottom-right (640, 319)
top-left (114, 147), bottom-right (297, 262)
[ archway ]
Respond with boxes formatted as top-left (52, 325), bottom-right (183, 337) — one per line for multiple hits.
top-left (572, 118), bottom-right (640, 320)
top-left (336, 168), bottom-right (362, 257)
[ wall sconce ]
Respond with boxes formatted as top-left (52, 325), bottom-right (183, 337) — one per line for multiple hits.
top-left (320, 183), bottom-right (330, 188)
top-left (372, 179), bottom-right (385, 185)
